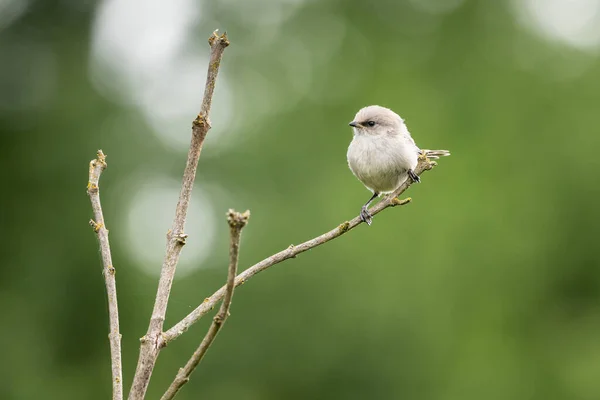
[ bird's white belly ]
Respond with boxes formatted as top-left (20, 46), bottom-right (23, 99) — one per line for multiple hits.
top-left (347, 135), bottom-right (417, 194)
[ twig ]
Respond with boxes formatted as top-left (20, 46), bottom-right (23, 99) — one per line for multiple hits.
top-left (161, 210), bottom-right (250, 400)
top-left (87, 150), bottom-right (123, 400)
top-left (163, 154), bottom-right (437, 343)
top-left (128, 30), bottom-right (230, 400)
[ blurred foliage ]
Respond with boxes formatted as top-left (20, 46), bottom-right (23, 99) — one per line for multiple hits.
top-left (2, 0), bottom-right (600, 399)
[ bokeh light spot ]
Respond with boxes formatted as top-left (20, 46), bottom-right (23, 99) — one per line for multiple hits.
top-left (514, 0), bottom-right (600, 52)
top-left (123, 175), bottom-right (216, 278)
top-left (90, 0), bottom-right (236, 152)
top-left (0, 0), bottom-right (29, 31)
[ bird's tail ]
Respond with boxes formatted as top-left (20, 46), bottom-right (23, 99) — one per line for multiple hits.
top-left (423, 149), bottom-right (451, 159)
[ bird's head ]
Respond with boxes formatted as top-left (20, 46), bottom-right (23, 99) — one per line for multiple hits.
top-left (348, 105), bottom-right (406, 136)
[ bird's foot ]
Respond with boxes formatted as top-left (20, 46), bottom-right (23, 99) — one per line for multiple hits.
top-left (408, 169), bottom-right (420, 183)
top-left (360, 206), bottom-right (373, 226)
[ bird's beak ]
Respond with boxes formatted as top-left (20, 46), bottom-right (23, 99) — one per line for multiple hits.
top-left (349, 121), bottom-right (358, 127)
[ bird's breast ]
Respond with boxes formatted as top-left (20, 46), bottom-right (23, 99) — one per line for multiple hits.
top-left (347, 134), bottom-right (417, 193)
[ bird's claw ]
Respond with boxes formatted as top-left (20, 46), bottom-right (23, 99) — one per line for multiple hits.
top-left (360, 206), bottom-right (373, 226)
top-left (408, 169), bottom-right (420, 183)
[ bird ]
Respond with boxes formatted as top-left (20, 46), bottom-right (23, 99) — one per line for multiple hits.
top-left (346, 105), bottom-right (450, 225)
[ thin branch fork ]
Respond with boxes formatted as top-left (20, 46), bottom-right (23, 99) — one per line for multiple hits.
top-left (163, 154), bottom-right (437, 343)
top-left (87, 150), bottom-right (123, 400)
top-left (128, 30), bottom-right (230, 400)
top-left (161, 210), bottom-right (250, 400)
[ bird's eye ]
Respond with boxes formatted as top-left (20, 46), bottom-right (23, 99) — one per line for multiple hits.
top-left (366, 121), bottom-right (376, 127)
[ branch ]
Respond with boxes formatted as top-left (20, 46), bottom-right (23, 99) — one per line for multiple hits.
top-left (161, 210), bottom-right (250, 400)
top-left (87, 150), bottom-right (123, 400)
top-left (163, 154), bottom-right (437, 343)
top-left (128, 30), bottom-right (230, 400)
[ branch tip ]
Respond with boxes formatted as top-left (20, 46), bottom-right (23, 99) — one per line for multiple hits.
top-left (96, 149), bottom-right (107, 165)
top-left (227, 209), bottom-right (250, 229)
top-left (417, 151), bottom-right (437, 171)
top-left (209, 30), bottom-right (230, 47)
top-left (89, 150), bottom-right (107, 173)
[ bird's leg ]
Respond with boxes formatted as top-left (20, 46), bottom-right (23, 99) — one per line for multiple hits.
top-left (408, 169), bottom-right (420, 183)
top-left (360, 192), bottom-right (379, 226)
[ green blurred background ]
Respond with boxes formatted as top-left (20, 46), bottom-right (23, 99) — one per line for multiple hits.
top-left (2, 0), bottom-right (600, 399)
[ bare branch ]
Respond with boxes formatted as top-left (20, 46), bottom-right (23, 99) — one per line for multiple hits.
top-left (87, 150), bottom-right (123, 400)
top-left (163, 154), bottom-right (438, 343)
top-left (128, 30), bottom-right (230, 400)
top-left (161, 210), bottom-right (250, 400)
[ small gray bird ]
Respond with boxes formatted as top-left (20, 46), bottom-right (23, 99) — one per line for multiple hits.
top-left (347, 105), bottom-right (450, 225)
